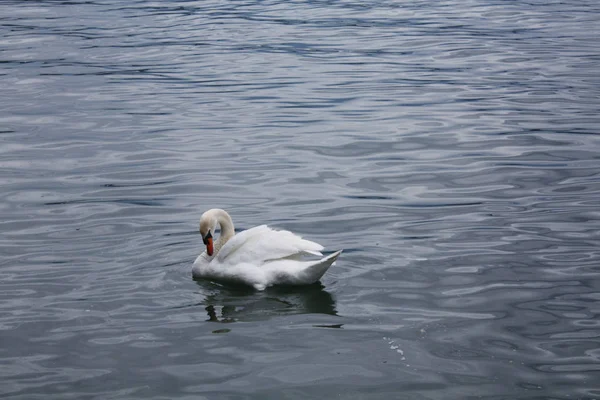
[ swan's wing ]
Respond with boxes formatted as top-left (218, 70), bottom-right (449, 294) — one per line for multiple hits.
top-left (216, 225), bottom-right (324, 266)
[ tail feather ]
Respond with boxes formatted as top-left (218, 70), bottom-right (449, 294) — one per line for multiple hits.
top-left (304, 250), bottom-right (343, 283)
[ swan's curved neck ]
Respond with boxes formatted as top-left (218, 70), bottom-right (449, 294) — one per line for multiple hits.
top-left (213, 209), bottom-right (235, 253)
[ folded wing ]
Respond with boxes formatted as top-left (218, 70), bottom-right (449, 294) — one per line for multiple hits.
top-left (216, 225), bottom-right (324, 266)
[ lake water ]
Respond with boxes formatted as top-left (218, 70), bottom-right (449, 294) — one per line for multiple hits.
top-left (1, 0), bottom-right (600, 399)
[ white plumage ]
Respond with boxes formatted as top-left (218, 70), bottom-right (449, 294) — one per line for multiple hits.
top-left (192, 209), bottom-right (342, 290)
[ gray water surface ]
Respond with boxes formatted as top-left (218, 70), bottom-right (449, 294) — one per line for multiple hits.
top-left (1, 1), bottom-right (600, 399)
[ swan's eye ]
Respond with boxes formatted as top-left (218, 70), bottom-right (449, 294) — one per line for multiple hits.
top-left (202, 230), bottom-right (212, 245)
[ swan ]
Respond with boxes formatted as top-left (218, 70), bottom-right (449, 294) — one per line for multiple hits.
top-left (192, 208), bottom-right (342, 290)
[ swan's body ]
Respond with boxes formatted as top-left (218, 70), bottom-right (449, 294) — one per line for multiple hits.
top-left (192, 209), bottom-right (342, 290)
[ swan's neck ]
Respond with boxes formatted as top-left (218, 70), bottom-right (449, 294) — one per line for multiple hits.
top-left (214, 209), bottom-right (235, 254)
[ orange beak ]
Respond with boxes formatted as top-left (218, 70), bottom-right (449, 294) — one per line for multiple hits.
top-left (206, 237), bottom-right (214, 256)
top-left (203, 230), bottom-right (214, 256)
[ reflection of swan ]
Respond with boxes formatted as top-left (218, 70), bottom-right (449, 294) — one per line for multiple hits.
top-left (192, 209), bottom-right (342, 290)
top-left (197, 281), bottom-right (337, 323)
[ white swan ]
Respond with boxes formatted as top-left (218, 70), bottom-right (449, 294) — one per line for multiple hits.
top-left (192, 208), bottom-right (342, 290)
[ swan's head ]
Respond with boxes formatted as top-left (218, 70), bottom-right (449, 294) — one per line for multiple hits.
top-left (199, 212), bottom-right (216, 256)
top-left (199, 208), bottom-right (234, 257)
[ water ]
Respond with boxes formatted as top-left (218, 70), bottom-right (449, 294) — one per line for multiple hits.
top-left (1, 0), bottom-right (600, 398)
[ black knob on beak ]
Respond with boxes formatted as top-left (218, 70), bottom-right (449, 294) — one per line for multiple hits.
top-left (203, 230), bottom-right (212, 245)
